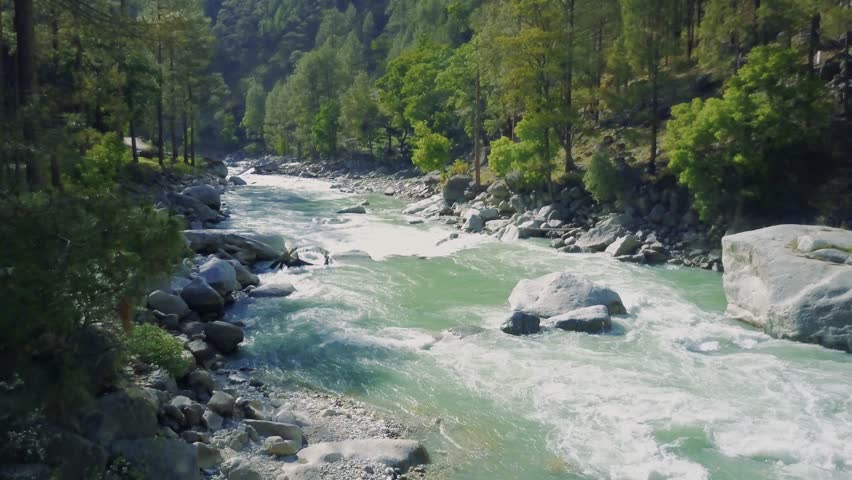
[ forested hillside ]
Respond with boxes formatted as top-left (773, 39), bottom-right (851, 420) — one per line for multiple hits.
top-left (207, 0), bottom-right (852, 224)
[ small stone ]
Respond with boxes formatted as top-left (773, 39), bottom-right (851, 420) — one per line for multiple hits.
top-left (186, 339), bottom-right (215, 362)
top-left (262, 436), bottom-right (300, 456)
top-left (207, 391), bottom-right (235, 416)
top-left (203, 410), bottom-right (223, 431)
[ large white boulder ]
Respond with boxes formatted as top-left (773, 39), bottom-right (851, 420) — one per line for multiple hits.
top-left (509, 272), bottom-right (626, 318)
top-left (722, 225), bottom-right (852, 351)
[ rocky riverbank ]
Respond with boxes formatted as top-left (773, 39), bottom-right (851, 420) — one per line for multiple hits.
top-left (0, 160), bottom-right (430, 480)
top-left (239, 155), bottom-right (725, 272)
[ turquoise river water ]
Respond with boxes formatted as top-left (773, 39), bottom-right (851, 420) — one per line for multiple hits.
top-left (221, 173), bottom-right (852, 480)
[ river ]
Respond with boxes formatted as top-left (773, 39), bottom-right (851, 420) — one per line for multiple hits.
top-left (221, 172), bottom-right (852, 480)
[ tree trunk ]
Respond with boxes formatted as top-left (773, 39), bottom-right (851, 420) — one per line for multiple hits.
top-left (14, 0), bottom-right (39, 191)
top-left (473, 71), bottom-right (482, 189)
top-left (808, 14), bottom-right (820, 75)
top-left (190, 117), bottom-right (196, 166)
top-left (845, 32), bottom-right (851, 118)
top-left (183, 113), bottom-right (189, 164)
top-left (563, 0), bottom-right (576, 174)
top-left (48, 13), bottom-right (61, 192)
top-left (649, 64), bottom-right (659, 176)
top-left (187, 83), bottom-right (195, 165)
top-left (169, 52), bottom-right (177, 164)
top-left (0, 1), bottom-right (5, 117)
top-left (50, 155), bottom-right (61, 190)
top-left (156, 1), bottom-right (164, 168)
top-left (593, 21), bottom-right (604, 126)
top-left (686, 0), bottom-right (695, 59)
top-left (130, 117), bottom-right (139, 163)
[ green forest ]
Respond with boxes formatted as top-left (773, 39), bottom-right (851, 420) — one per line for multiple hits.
top-left (1, 0), bottom-right (851, 221)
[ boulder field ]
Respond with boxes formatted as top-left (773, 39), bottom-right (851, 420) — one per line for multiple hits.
top-left (722, 224), bottom-right (852, 352)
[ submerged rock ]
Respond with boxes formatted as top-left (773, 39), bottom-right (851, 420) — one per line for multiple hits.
top-left (500, 311), bottom-right (541, 335)
top-left (722, 225), bottom-right (852, 351)
top-left (249, 282), bottom-right (296, 298)
top-left (509, 272), bottom-right (626, 318)
top-left (337, 205), bottom-right (367, 214)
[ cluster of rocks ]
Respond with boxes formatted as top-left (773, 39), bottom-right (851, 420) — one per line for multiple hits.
top-left (723, 224), bottom-right (852, 352)
top-left (431, 175), bottom-right (723, 271)
top-left (245, 154), bottom-right (724, 271)
top-left (500, 272), bottom-right (625, 336)
top-left (121, 157), bottom-right (248, 231)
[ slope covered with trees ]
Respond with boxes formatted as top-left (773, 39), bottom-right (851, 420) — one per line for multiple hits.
top-left (207, 0), bottom-right (851, 224)
top-left (0, 0), bottom-right (220, 418)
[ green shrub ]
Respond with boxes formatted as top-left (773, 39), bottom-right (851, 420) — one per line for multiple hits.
top-left (74, 132), bottom-right (129, 191)
top-left (244, 142), bottom-right (261, 155)
top-left (447, 159), bottom-right (469, 176)
top-left (583, 151), bottom-right (626, 203)
top-left (664, 45), bottom-right (832, 220)
top-left (125, 324), bottom-right (191, 378)
top-left (487, 115), bottom-right (558, 189)
top-left (411, 122), bottom-right (450, 173)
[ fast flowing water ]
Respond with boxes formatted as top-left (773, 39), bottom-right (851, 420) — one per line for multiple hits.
top-left (222, 173), bottom-right (852, 480)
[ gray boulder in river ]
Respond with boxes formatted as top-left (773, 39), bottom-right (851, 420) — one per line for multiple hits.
top-left (722, 224), bottom-right (852, 352)
top-left (509, 272), bottom-right (626, 318)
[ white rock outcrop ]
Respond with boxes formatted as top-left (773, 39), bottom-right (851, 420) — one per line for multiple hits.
top-left (722, 224), bottom-right (852, 351)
